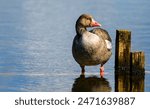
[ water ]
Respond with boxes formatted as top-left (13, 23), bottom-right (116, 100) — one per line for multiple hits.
top-left (0, 0), bottom-right (150, 91)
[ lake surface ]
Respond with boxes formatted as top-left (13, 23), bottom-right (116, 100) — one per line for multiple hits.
top-left (0, 0), bottom-right (150, 91)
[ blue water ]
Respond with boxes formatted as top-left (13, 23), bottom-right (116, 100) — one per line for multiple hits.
top-left (0, 0), bottom-right (150, 91)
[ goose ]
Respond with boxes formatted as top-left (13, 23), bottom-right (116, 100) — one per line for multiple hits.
top-left (72, 14), bottom-right (112, 77)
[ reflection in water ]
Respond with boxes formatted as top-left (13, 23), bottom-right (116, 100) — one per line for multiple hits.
top-left (72, 75), bottom-right (111, 92)
top-left (115, 70), bottom-right (145, 92)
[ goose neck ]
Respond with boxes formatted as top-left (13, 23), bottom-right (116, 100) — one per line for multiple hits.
top-left (76, 23), bottom-right (87, 36)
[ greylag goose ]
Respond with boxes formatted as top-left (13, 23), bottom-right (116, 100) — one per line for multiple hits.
top-left (72, 14), bottom-right (112, 77)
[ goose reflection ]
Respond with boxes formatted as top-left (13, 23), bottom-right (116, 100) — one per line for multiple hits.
top-left (72, 75), bottom-right (111, 92)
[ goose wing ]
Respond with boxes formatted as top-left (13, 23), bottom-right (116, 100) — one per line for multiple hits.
top-left (90, 28), bottom-right (112, 50)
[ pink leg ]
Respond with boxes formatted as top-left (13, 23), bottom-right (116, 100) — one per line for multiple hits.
top-left (80, 65), bottom-right (85, 75)
top-left (100, 65), bottom-right (104, 77)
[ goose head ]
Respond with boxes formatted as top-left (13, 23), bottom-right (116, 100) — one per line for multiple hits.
top-left (76, 14), bottom-right (101, 28)
top-left (76, 14), bottom-right (101, 35)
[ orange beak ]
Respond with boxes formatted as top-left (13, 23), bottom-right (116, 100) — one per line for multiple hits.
top-left (91, 19), bottom-right (101, 27)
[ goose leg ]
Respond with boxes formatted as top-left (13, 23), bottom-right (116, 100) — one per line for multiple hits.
top-left (80, 65), bottom-right (85, 75)
top-left (100, 65), bottom-right (104, 77)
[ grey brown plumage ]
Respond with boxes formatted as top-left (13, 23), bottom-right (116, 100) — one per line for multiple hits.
top-left (72, 14), bottom-right (112, 77)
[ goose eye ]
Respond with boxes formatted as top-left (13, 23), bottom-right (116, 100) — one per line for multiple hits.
top-left (87, 18), bottom-right (91, 21)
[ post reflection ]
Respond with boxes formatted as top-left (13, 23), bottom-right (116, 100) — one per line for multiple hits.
top-left (115, 70), bottom-right (145, 92)
top-left (72, 75), bottom-right (111, 92)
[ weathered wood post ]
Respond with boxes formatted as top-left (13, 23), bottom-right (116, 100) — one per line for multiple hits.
top-left (115, 72), bottom-right (131, 92)
top-left (115, 29), bottom-right (145, 92)
top-left (130, 51), bottom-right (145, 92)
top-left (115, 30), bottom-right (131, 92)
top-left (131, 51), bottom-right (145, 73)
top-left (115, 30), bottom-right (131, 72)
top-left (130, 73), bottom-right (145, 92)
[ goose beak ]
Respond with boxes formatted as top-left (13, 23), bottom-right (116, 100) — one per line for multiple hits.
top-left (91, 19), bottom-right (101, 27)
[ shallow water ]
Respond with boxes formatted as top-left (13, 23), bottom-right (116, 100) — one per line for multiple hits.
top-left (0, 0), bottom-right (150, 91)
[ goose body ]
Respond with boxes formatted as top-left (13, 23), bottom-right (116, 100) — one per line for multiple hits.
top-left (72, 14), bottom-right (112, 77)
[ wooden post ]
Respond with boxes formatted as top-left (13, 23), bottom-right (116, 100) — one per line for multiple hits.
top-left (130, 73), bottom-right (145, 92)
top-left (115, 72), bottom-right (131, 92)
top-left (115, 30), bottom-right (131, 71)
top-left (115, 30), bottom-right (145, 92)
top-left (130, 51), bottom-right (145, 91)
top-left (131, 51), bottom-right (145, 73)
